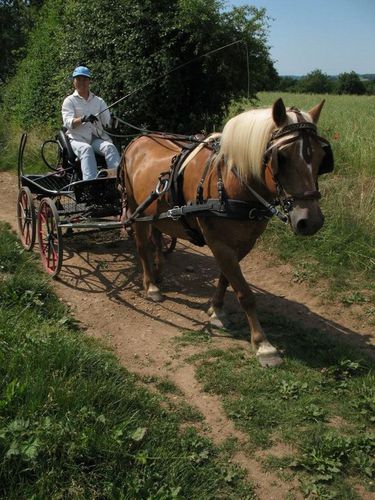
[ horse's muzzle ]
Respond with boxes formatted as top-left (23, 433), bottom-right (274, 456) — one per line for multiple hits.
top-left (289, 205), bottom-right (324, 236)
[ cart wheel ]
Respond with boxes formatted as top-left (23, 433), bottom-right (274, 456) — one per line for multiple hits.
top-left (17, 186), bottom-right (36, 250)
top-left (161, 234), bottom-right (177, 255)
top-left (37, 198), bottom-right (63, 277)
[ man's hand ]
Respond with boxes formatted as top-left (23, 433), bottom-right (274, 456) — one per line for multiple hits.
top-left (81, 114), bottom-right (98, 123)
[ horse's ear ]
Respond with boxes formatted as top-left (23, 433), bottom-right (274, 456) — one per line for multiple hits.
top-left (308, 100), bottom-right (325, 124)
top-left (272, 98), bottom-right (287, 127)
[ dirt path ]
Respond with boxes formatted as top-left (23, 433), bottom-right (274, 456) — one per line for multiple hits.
top-left (2, 171), bottom-right (374, 499)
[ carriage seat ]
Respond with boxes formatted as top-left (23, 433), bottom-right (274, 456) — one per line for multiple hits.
top-left (57, 127), bottom-right (107, 180)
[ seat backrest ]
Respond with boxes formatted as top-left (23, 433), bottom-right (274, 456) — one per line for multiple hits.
top-left (59, 127), bottom-right (77, 163)
top-left (57, 127), bottom-right (107, 175)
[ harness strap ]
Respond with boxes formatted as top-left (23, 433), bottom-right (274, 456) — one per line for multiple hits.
top-left (232, 168), bottom-right (288, 223)
top-left (196, 155), bottom-right (214, 203)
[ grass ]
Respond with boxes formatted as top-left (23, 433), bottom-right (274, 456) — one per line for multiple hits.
top-left (0, 222), bottom-right (254, 499)
top-left (180, 313), bottom-right (375, 498)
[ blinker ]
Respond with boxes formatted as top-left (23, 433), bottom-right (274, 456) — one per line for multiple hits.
top-left (318, 143), bottom-right (334, 175)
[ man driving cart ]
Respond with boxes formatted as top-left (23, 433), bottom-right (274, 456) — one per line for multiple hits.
top-left (62, 66), bottom-right (121, 180)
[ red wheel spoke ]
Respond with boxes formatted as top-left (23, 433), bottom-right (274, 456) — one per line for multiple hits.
top-left (37, 198), bottom-right (62, 277)
top-left (17, 187), bottom-right (35, 251)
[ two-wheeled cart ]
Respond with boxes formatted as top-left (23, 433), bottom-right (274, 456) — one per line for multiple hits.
top-left (16, 131), bottom-right (176, 277)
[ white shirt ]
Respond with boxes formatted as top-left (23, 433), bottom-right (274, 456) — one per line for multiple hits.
top-left (62, 90), bottom-right (112, 143)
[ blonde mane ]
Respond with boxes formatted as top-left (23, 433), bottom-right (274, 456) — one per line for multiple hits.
top-left (216, 107), bottom-right (312, 180)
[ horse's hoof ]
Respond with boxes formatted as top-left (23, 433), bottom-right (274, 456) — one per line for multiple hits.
top-left (256, 341), bottom-right (283, 368)
top-left (147, 291), bottom-right (164, 302)
top-left (208, 306), bottom-right (225, 328)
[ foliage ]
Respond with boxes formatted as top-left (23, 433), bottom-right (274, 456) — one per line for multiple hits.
top-left (277, 76), bottom-right (299, 92)
top-left (1, 0), bottom-right (275, 133)
top-left (0, 222), bottom-right (253, 498)
top-left (2, 0), bottom-right (65, 129)
top-left (0, 0), bottom-right (43, 86)
top-left (297, 69), bottom-right (333, 94)
top-left (336, 71), bottom-right (366, 95)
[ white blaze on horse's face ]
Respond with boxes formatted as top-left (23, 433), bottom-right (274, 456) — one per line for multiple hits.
top-left (298, 140), bottom-right (313, 177)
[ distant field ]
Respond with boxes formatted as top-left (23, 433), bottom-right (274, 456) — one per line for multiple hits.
top-left (256, 91), bottom-right (375, 177)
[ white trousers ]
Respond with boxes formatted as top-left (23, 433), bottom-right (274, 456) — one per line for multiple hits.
top-left (70, 138), bottom-right (121, 180)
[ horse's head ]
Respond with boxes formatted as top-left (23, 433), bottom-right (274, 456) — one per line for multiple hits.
top-left (263, 98), bottom-right (334, 236)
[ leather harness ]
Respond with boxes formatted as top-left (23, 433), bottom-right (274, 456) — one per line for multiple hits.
top-left (122, 115), bottom-right (333, 245)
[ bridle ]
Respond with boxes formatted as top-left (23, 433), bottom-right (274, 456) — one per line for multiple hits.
top-left (234, 114), bottom-right (333, 223)
top-left (263, 117), bottom-right (330, 213)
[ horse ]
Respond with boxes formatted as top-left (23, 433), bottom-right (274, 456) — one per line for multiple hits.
top-left (121, 98), bottom-right (333, 367)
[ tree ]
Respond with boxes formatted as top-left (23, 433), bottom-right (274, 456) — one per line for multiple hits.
top-left (297, 69), bottom-right (333, 94)
top-left (277, 76), bottom-right (299, 92)
top-left (0, 0), bottom-right (43, 85)
top-left (2, 0), bottom-right (277, 132)
top-left (335, 71), bottom-right (366, 95)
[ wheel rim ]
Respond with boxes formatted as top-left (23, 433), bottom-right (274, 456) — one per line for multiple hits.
top-left (37, 199), bottom-right (62, 277)
top-left (17, 187), bottom-right (35, 250)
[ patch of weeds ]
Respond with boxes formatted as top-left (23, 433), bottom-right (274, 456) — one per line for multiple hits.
top-left (341, 291), bottom-right (367, 306)
top-left (155, 379), bottom-right (183, 395)
top-left (302, 404), bottom-right (328, 423)
top-left (279, 380), bottom-right (308, 400)
top-left (364, 306), bottom-right (375, 324)
top-left (291, 261), bottom-right (318, 284)
top-left (173, 401), bottom-right (203, 423)
top-left (350, 382), bottom-right (375, 424)
top-left (322, 359), bottom-right (365, 382)
top-left (96, 261), bottom-right (109, 270)
top-left (300, 477), bottom-right (359, 499)
top-left (176, 329), bottom-right (212, 346)
top-left (295, 430), bottom-right (375, 484)
top-left (140, 374), bottom-right (159, 384)
top-left (218, 437), bottom-right (240, 457)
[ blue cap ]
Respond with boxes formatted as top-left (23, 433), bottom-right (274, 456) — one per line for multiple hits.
top-left (72, 66), bottom-right (91, 79)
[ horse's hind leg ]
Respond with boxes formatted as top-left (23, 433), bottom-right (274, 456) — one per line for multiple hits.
top-left (150, 227), bottom-right (163, 284)
top-left (134, 223), bottom-right (163, 302)
top-left (208, 273), bottom-right (229, 328)
top-left (208, 246), bottom-right (251, 327)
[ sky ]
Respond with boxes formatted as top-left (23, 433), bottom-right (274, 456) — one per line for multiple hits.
top-left (229, 0), bottom-right (375, 75)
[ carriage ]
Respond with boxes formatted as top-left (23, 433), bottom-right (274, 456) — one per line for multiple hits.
top-left (16, 129), bottom-right (176, 277)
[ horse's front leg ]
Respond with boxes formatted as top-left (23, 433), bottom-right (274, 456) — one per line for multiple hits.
top-left (134, 223), bottom-right (163, 302)
top-left (208, 241), bottom-right (282, 367)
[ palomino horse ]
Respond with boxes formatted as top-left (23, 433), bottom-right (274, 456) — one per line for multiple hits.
top-left (122, 98), bottom-right (333, 367)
